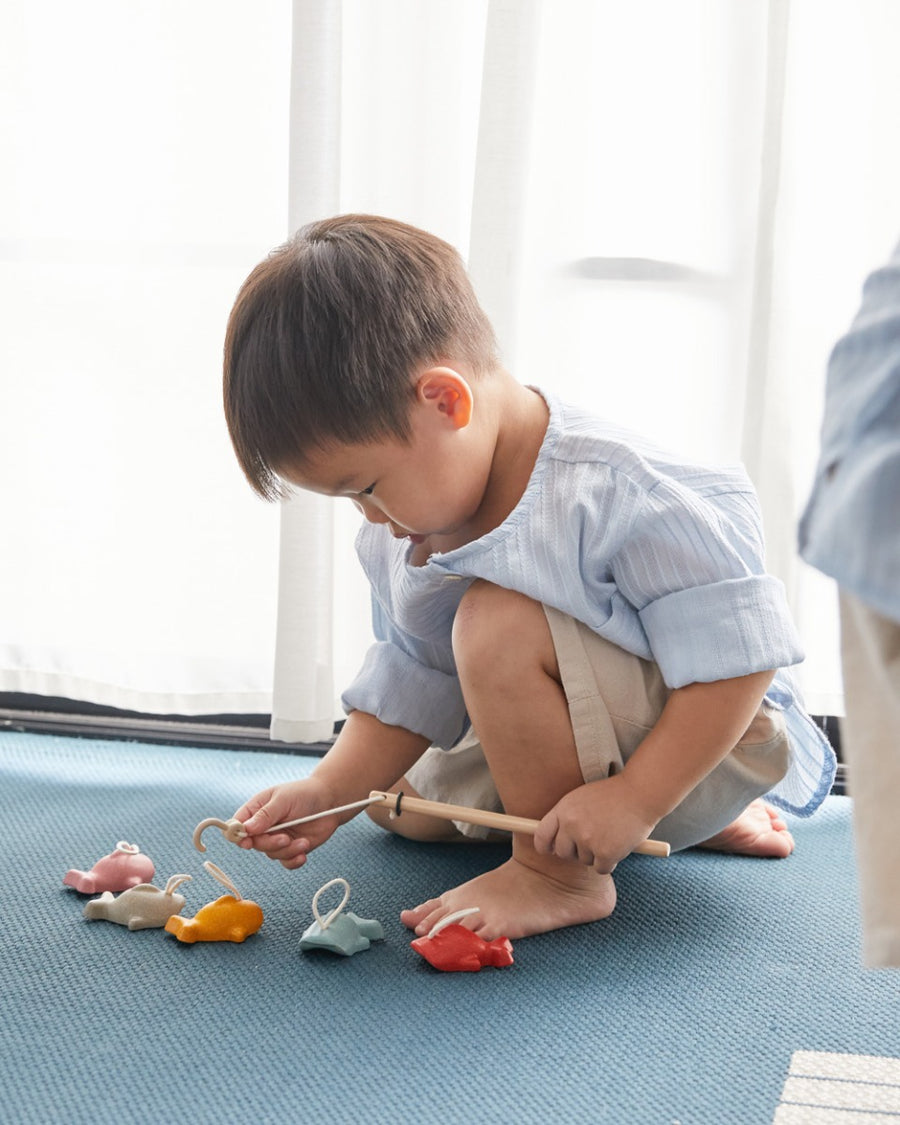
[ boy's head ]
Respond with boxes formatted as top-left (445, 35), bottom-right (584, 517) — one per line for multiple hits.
top-left (223, 214), bottom-right (499, 500)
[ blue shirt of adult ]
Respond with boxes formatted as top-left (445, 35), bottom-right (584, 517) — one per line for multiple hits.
top-left (799, 238), bottom-right (900, 625)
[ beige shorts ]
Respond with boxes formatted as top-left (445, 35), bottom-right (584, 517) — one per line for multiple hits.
top-left (406, 604), bottom-right (791, 851)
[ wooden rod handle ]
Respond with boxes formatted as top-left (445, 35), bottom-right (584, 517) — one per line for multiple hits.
top-left (368, 791), bottom-right (670, 858)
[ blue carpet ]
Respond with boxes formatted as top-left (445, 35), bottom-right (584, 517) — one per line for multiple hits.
top-left (1, 731), bottom-right (897, 1124)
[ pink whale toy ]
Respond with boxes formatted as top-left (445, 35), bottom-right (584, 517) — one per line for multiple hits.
top-left (64, 841), bottom-right (156, 894)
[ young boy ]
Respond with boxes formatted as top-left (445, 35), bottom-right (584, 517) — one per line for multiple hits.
top-left (223, 214), bottom-right (836, 941)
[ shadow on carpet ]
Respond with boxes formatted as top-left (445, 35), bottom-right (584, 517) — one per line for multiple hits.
top-left (1, 731), bottom-right (897, 1125)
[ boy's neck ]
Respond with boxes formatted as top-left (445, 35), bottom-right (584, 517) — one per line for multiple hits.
top-left (412, 376), bottom-right (548, 563)
top-left (484, 378), bottom-right (549, 528)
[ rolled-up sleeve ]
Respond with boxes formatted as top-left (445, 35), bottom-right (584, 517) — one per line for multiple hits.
top-left (341, 642), bottom-right (468, 749)
top-left (639, 575), bottom-right (804, 687)
top-left (612, 478), bottom-right (805, 686)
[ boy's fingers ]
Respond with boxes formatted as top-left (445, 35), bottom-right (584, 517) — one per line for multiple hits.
top-left (240, 803), bottom-right (284, 835)
top-left (232, 790), bottom-right (274, 828)
top-left (533, 811), bottom-right (558, 855)
top-left (280, 852), bottom-right (308, 871)
top-left (242, 830), bottom-right (311, 865)
top-left (247, 830), bottom-right (292, 852)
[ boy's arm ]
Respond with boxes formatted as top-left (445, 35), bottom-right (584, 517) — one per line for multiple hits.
top-left (314, 709), bottom-right (432, 804)
top-left (235, 709), bottom-right (430, 868)
top-left (534, 668), bottom-right (775, 872)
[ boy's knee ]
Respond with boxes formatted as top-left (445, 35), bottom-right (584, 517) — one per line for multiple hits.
top-left (453, 581), bottom-right (552, 676)
top-left (454, 580), bottom-right (521, 651)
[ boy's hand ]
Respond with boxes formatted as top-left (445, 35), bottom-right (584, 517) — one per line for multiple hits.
top-left (233, 777), bottom-right (341, 870)
top-left (534, 774), bottom-right (658, 874)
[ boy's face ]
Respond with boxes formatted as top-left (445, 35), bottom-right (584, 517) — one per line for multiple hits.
top-left (278, 370), bottom-right (490, 548)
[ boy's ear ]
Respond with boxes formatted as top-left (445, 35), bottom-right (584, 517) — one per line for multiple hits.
top-left (416, 368), bottom-right (473, 430)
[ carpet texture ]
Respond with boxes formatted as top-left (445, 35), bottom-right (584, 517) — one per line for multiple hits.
top-left (1, 731), bottom-right (897, 1124)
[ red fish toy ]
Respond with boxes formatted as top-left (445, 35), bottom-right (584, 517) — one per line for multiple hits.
top-left (410, 908), bottom-right (514, 973)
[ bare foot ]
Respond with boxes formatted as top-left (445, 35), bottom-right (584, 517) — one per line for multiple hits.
top-left (400, 854), bottom-right (617, 940)
top-left (699, 799), bottom-right (795, 857)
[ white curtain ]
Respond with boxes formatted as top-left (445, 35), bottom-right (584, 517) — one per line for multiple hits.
top-left (1, 1), bottom-right (289, 715)
top-left (3, 1), bottom-right (899, 729)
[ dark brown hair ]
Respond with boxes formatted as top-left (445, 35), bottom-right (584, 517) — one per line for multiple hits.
top-left (223, 214), bottom-right (499, 500)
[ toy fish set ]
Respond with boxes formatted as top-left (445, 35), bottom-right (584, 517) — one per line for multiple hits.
top-left (63, 837), bottom-right (514, 972)
top-left (64, 842), bottom-right (265, 944)
top-left (65, 793), bottom-right (670, 967)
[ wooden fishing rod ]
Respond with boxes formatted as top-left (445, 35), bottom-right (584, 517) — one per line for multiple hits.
top-left (194, 790), bottom-right (671, 857)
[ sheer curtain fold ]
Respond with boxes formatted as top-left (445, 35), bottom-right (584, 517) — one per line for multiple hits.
top-left (740, 0), bottom-right (793, 579)
top-left (269, 0), bottom-right (343, 744)
top-left (467, 0), bottom-right (540, 360)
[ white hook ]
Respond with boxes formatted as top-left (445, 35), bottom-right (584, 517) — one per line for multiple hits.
top-left (192, 817), bottom-right (247, 853)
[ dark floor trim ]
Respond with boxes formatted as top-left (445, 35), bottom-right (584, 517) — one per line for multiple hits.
top-left (0, 702), bottom-right (334, 756)
top-left (0, 694), bottom-right (844, 792)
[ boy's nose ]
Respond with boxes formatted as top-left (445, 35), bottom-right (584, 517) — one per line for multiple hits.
top-left (352, 496), bottom-right (390, 524)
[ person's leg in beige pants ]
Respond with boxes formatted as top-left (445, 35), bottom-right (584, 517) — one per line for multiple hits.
top-left (840, 591), bottom-right (900, 968)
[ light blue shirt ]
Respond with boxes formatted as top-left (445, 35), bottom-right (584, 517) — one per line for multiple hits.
top-left (799, 238), bottom-right (900, 624)
top-left (343, 391), bottom-right (836, 817)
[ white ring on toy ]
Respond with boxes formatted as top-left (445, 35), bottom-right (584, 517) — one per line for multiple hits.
top-left (312, 877), bottom-right (351, 931)
top-left (203, 860), bottom-right (244, 901)
top-left (426, 906), bottom-right (481, 939)
top-left (164, 874), bottom-right (192, 896)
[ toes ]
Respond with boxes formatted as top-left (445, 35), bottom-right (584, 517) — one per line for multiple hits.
top-left (760, 801), bottom-right (789, 831)
top-left (402, 899), bottom-right (482, 937)
top-left (411, 905), bottom-right (453, 937)
top-left (773, 830), bottom-right (795, 857)
top-left (754, 824), bottom-right (795, 858)
top-left (400, 898), bottom-right (442, 932)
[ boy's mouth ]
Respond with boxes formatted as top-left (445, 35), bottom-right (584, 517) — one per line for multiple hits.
top-left (389, 523), bottom-right (425, 545)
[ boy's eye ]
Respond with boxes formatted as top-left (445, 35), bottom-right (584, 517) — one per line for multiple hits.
top-left (359, 484), bottom-right (376, 496)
